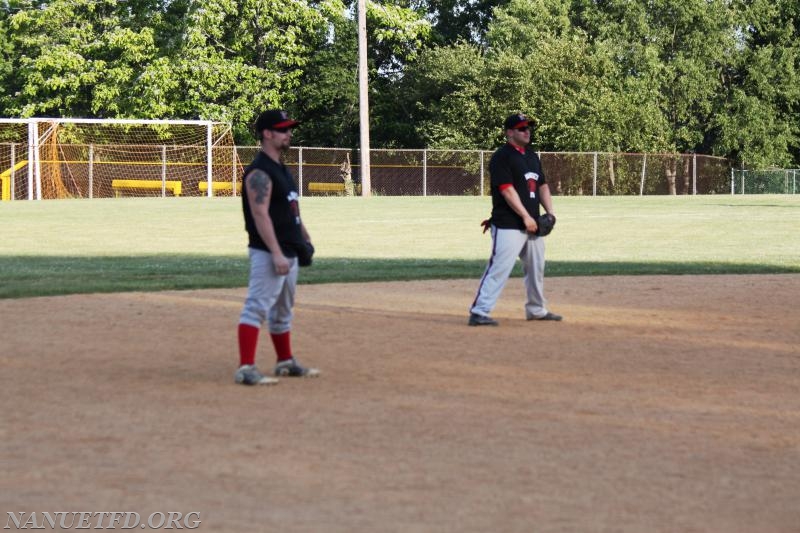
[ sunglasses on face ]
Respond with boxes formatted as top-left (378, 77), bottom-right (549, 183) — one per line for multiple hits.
top-left (514, 126), bottom-right (530, 132)
top-left (270, 127), bottom-right (291, 134)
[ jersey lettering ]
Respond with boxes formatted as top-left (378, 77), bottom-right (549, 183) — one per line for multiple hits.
top-left (287, 191), bottom-right (301, 224)
top-left (525, 172), bottom-right (539, 198)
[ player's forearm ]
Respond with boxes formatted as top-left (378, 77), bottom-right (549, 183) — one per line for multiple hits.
top-left (254, 213), bottom-right (285, 258)
top-left (501, 187), bottom-right (535, 222)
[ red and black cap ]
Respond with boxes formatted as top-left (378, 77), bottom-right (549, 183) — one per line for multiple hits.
top-left (503, 113), bottom-right (530, 130)
top-left (255, 109), bottom-right (300, 135)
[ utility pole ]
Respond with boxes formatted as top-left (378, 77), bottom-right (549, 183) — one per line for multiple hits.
top-left (357, 0), bottom-right (371, 196)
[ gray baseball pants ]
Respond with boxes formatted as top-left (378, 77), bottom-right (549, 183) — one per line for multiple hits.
top-left (239, 248), bottom-right (297, 334)
top-left (470, 226), bottom-right (549, 319)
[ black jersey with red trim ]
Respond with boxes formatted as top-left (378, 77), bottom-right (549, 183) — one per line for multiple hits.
top-left (241, 150), bottom-right (304, 256)
top-left (488, 143), bottom-right (547, 230)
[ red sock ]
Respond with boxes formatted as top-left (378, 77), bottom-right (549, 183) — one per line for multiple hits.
top-left (238, 324), bottom-right (259, 366)
top-left (270, 332), bottom-right (292, 362)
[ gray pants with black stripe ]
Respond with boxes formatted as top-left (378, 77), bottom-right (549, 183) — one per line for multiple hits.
top-left (470, 226), bottom-right (549, 320)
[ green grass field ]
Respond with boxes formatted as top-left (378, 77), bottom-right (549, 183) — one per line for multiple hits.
top-left (1, 194), bottom-right (799, 298)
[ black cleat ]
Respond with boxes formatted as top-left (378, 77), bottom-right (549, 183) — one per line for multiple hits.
top-left (274, 357), bottom-right (320, 377)
top-left (468, 313), bottom-right (499, 326)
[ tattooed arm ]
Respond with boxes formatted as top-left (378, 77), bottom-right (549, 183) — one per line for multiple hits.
top-left (246, 169), bottom-right (291, 275)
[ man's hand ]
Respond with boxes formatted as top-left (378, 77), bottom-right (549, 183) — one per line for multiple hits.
top-left (523, 215), bottom-right (538, 234)
top-left (500, 186), bottom-right (539, 234)
top-left (272, 253), bottom-right (290, 275)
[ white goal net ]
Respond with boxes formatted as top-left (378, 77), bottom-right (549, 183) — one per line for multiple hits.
top-left (0, 118), bottom-right (242, 200)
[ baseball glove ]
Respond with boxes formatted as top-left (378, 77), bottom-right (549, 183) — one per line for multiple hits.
top-left (535, 213), bottom-right (556, 237)
top-left (296, 241), bottom-right (315, 267)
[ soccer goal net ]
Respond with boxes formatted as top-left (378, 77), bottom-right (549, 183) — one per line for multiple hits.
top-left (0, 118), bottom-right (241, 200)
top-left (731, 169), bottom-right (799, 194)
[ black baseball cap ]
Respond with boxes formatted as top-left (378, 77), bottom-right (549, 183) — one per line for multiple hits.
top-left (255, 109), bottom-right (300, 135)
top-left (504, 113), bottom-right (530, 130)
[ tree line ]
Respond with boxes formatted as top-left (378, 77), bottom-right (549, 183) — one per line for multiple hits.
top-left (1, 0), bottom-right (798, 168)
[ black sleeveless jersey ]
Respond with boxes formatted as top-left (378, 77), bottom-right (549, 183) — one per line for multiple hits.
top-left (241, 151), bottom-right (304, 256)
top-left (488, 143), bottom-right (547, 230)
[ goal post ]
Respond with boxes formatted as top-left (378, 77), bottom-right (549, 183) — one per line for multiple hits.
top-left (731, 169), bottom-right (800, 194)
top-left (0, 118), bottom-right (242, 200)
top-left (0, 119), bottom-right (32, 200)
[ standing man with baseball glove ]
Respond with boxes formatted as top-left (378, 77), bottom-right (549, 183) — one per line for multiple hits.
top-left (469, 113), bottom-right (562, 326)
top-left (235, 109), bottom-right (319, 385)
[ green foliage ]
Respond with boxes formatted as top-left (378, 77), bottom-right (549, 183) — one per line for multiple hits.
top-left (1, 0), bottom-right (799, 167)
top-left (2, 0), bottom-right (158, 117)
top-left (424, 0), bottom-right (509, 45)
top-left (712, 0), bottom-right (800, 168)
top-left (393, 0), bottom-right (800, 167)
top-left (291, 7), bottom-right (360, 147)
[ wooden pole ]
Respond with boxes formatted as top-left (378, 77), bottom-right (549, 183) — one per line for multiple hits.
top-left (357, 0), bottom-right (371, 196)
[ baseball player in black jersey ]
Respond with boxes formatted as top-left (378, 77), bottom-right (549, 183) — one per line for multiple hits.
top-left (235, 109), bottom-right (319, 385)
top-left (468, 113), bottom-right (562, 326)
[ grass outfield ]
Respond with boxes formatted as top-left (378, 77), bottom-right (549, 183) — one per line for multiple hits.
top-left (1, 194), bottom-right (799, 298)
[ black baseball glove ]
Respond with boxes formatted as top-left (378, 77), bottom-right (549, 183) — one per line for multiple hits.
top-left (296, 241), bottom-right (315, 267)
top-left (536, 213), bottom-right (556, 237)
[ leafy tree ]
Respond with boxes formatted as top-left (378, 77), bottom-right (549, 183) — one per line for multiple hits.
top-left (404, 0), bottom-right (655, 151)
top-left (290, 7), bottom-right (361, 147)
top-left (0, 4), bottom-right (13, 105)
top-left (2, 0), bottom-right (799, 169)
top-left (423, 0), bottom-right (510, 46)
top-left (138, 0), bottom-right (342, 142)
top-left (292, 0), bottom-right (432, 148)
top-left (398, 43), bottom-right (489, 148)
top-left (403, 0), bottom-right (794, 163)
top-left (1, 0), bottom-right (160, 117)
top-left (714, 0), bottom-right (800, 167)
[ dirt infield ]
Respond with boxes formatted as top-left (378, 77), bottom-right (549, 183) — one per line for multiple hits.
top-left (1, 275), bottom-right (799, 532)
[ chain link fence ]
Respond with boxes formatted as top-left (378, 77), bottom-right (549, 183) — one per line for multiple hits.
top-left (0, 130), bottom-right (778, 199)
top-left (4, 118), bottom-right (799, 199)
top-left (285, 148), bottom-right (733, 197)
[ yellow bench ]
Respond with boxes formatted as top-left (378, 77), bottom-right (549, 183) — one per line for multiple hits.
top-left (308, 182), bottom-right (345, 193)
top-left (1, 160), bottom-right (28, 201)
top-left (198, 181), bottom-right (241, 194)
top-left (111, 179), bottom-right (182, 197)
top-left (307, 182), bottom-right (361, 195)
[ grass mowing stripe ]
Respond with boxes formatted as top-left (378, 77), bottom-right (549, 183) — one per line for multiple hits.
top-left (2, 255), bottom-right (796, 299)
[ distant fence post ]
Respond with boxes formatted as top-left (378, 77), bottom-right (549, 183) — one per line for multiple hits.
top-left (161, 145), bottom-right (167, 197)
top-left (480, 151), bottom-right (485, 196)
top-left (730, 168), bottom-right (734, 195)
top-left (298, 147), bottom-right (304, 197)
top-left (88, 144), bottom-right (94, 199)
top-left (231, 146), bottom-right (237, 197)
top-left (592, 152), bottom-right (598, 196)
top-left (423, 149), bottom-right (427, 197)
top-left (692, 153), bottom-right (697, 195)
top-left (10, 143), bottom-right (16, 200)
top-left (639, 153), bottom-right (647, 196)
top-left (206, 122), bottom-right (213, 197)
top-left (28, 121), bottom-right (38, 200)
